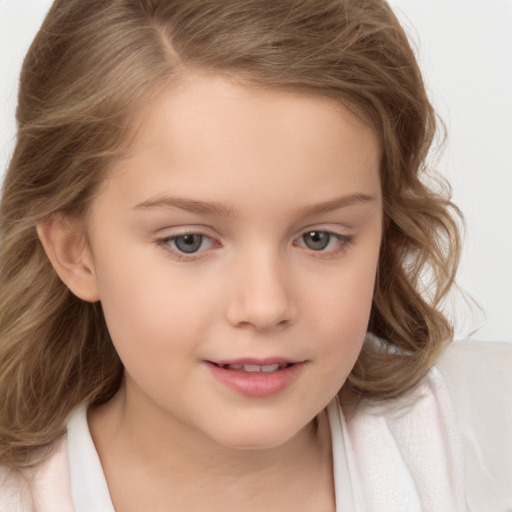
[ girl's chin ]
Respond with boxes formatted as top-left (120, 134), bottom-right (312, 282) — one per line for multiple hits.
top-left (201, 417), bottom-right (320, 453)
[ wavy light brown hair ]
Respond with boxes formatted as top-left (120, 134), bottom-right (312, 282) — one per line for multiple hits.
top-left (0, 0), bottom-right (460, 468)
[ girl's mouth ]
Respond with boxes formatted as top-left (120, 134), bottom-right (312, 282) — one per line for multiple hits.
top-left (205, 360), bottom-right (305, 397)
top-left (215, 362), bottom-right (294, 373)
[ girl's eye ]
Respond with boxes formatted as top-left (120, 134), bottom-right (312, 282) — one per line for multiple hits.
top-left (158, 233), bottom-right (216, 257)
top-left (173, 234), bottom-right (205, 254)
top-left (302, 231), bottom-right (332, 251)
top-left (297, 230), bottom-right (352, 253)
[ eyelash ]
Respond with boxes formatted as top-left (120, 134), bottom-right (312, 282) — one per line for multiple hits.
top-left (155, 230), bottom-right (354, 261)
top-left (294, 231), bottom-right (354, 258)
top-left (155, 231), bottom-right (219, 261)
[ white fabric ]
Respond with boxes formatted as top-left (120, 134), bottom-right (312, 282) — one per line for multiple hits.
top-left (329, 369), bottom-right (467, 511)
top-left (1, 340), bottom-right (511, 511)
top-left (0, 436), bottom-right (73, 511)
top-left (436, 340), bottom-right (512, 511)
top-left (67, 406), bottom-right (115, 511)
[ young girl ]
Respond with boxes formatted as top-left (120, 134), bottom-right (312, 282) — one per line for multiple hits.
top-left (0, 1), bottom-right (510, 511)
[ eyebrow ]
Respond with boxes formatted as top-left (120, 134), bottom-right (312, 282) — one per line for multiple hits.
top-left (295, 193), bottom-right (376, 216)
top-left (133, 193), bottom-right (375, 217)
top-left (133, 196), bottom-right (236, 216)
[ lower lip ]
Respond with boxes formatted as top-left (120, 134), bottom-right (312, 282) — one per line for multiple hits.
top-left (205, 362), bottom-right (305, 397)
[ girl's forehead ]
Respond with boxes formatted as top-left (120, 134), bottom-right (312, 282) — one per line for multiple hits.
top-left (125, 73), bottom-right (380, 161)
top-left (98, 74), bottom-right (382, 220)
top-left (129, 70), bottom-right (375, 144)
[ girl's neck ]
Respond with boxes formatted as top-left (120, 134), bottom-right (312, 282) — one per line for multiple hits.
top-left (88, 387), bottom-right (335, 512)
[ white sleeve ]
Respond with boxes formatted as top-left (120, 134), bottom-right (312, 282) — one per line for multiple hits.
top-left (0, 466), bottom-right (33, 511)
top-left (436, 339), bottom-right (512, 512)
top-left (0, 436), bottom-right (74, 512)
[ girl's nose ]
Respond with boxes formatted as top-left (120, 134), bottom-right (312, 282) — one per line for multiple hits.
top-left (224, 250), bottom-right (297, 331)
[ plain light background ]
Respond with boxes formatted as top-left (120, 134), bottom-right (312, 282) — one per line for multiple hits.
top-left (1, 0), bottom-right (511, 342)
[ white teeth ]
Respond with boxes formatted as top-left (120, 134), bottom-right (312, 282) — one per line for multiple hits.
top-left (260, 364), bottom-right (281, 373)
top-left (243, 364), bottom-right (262, 373)
top-left (222, 363), bottom-right (287, 372)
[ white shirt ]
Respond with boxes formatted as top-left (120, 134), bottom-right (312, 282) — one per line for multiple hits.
top-left (1, 339), bottom-right (511, 511)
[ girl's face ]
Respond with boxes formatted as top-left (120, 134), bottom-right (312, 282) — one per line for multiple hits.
top-left (85, 74), bottom-right (382, 449)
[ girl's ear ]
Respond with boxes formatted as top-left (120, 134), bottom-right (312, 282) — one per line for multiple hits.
top-left (37, 215), bottom-right (100, 302)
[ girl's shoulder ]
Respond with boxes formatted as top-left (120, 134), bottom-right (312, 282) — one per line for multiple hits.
top-left (435, 339), bottom-right (512, 440)
top-left (0, 435), bottom-right (73, 512)
top-left (435, 339), bottom-right (512, 511)
top-left (436, 339), bottom-right (512, 448)
top-left (436, 338), bottom-right (512, 396)
top-left (0, 465), bottom-right (28, 511)
top-left (335, 339), bottom-right (512, 511)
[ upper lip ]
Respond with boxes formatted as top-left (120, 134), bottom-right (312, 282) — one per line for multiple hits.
top-left (207, 358), bottom-right (304, 366)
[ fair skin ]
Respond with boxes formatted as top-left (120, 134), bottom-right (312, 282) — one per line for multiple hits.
top-left (40, 74), bottom-right (382, 511)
